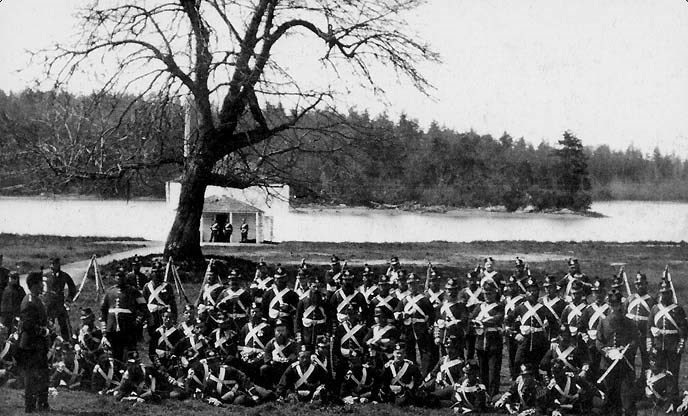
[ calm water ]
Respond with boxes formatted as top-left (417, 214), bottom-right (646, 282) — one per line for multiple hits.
top-left (0, 197), bottom-right (685, 242)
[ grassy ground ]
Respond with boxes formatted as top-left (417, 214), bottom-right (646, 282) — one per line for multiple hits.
top-left (2, 239), bottom-right (688, 415)
top-left (0, 233), bottom-right (145, 272)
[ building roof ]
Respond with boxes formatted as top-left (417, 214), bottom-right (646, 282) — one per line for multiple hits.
top-left (203, 195), bottom-right (263, 213)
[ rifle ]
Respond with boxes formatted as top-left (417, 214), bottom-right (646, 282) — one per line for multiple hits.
top-left (619, 266), bottom-right (632, 298)
top-left (664, 265), bottom-right (678, 304)
top-left (195, 259), bottom-right (215, 307)
top-left (425, 261), bottom-right (433, 292)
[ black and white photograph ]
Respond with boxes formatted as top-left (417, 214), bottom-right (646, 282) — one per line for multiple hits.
top-left (0, 1), bottom-right (687, 415)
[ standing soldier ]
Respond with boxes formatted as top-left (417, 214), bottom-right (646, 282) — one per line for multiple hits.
top-left (561, 281), bottom-right (587, 341)
top-left (386, 256), bottom-right (402, 284)
top-left (129, 255), bottom-right (148, 290)
top-left (578, 278), bottom-right (609, 380)
top-left (217, 270), bottom-right (252, 329)
top-left (240, 218), bottom-right (249, 243)
top-left (143, 261), bottom-right (177, 338)
top-left (625, 272), bottom-right (654, 377)
top-left (262, 266), bottom-right (299, 330)
top-left (332, 305), bottom-right (368, 382)
top-left (395, 273), bottom-right (435, 375)
top-left (100, 268), bottom-right (148, 362)
top-left (513, 257), bottom-right (529, 292)
top-left (459, 270), bottom-right (483, 360)
top-left (540, 275), bottom-right (566, 341)
top-left (371, 275), bottom-right (400, 318)
top-left (393, 270), bottom-right (411, 301)
top-left (329, 270), bottom-right (368, 325)
top-left (1, 271), bottom-right (25, 330)
top-left (480, 257), bottom-right (504, 289)
top-left (502, 275), bottom-right (525, 380)
top-left (223, 221), bottom-right (233, 243)
top-left (18, 271), bottom-right (51, 413)
top-left (470, 282), bottom-right (504, 397)
top-left (559, 258), bottom-right (590, 302)
top-left (507, 278), bottom-right (559, 370)
top-left (358, 265), bottom-right (379, 305)
top-left (648, 279), bottom-right (688, 394)
top-left (596, 289), bottom-right (639, 416)
top-left (434, 278), bottom-right (466, 359)
top-left (43, 257), bottom-right (77, 340)
top-left (364, 306), bottom-right (401, 366)
top-left (324, 255), bottom-right (343, 294)
top-left (209, 217), bottom-right (221, 242)
top-left (294, 276), bottom-right (328, 350)
top-left (249, 259), bottom-right (272, 306)
top-left (425, 268), bottom-right (445, 308)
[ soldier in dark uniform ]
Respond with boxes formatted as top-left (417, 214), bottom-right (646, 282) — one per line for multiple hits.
top-left (540, 324), bottom-right (590, 380)
top-left (502, 275), bottom-right (525, 381)
top-left (100, 268), bottom-right (148, 362)
top-left (332, 304), bottom-right (368, 383)
top-left (424, 335), bottom-right (465, 404)
top-left (76, 307), bottom-right (104, 368)
top-left (513, 257), bottom-right (528, 292)
top-left (294, 276), bottom-right (328, 350)
top-left (494, 363), bottom-right (546, 414)
top-left (579, 277), bottom-right (610, 381)
top-left (624, 272), bottom-right (654, 378)
top-left (240, 218), bottom-right (249, 243)
top-left (358, 265), bottom-right (379, 307)
top-left (223, 221), bottom-right (233, 242)
top-left (209, 218), bottom-right (221, 242)
top-left (470, 282), bottom-right (504, 397)
top-left (395, 273), bottom-right (435, 375)
top-left (237, 302), bottom-right (273, 380)
top-left (128, 255), bottom-right (148, 290)
top-left (18, 271), bottom-right (51, 413)
top-left (260, 319), bottom-right (298, 388)
top-left (142, 261), bottom-right (177, 338)
top-left (378, 342), bottom-right (423, 406)
top-left (249, 259), bottom-right (272, 306)
top-left (329, 270), bottom-right (368, 327)
top-left (647, 279), bottom-right (688, 394)
top-left (637, 350), bottom-right (679, 413)
top-left (370, 275), bottom-right (399, 318)
top-left (425, 269), bottom-right (445, 308)
top-left (561, 281), bottom-right (587, 341)
top-left (276, 346), bottom-right (329, 404)
top-left (540, 275), bottom-right (566, 342)
top-left (559, 258), bottom-right (591, 302)
top-left (459, 270), bottom-right (483, 360)
top-left (1, 271), bottom-right (25, 330)
top-left (340, 348), bottom-right (376, 404)
top-left (43, 257), bottom-right (77, 340)
top-left (450, 361), bottom-right (487, 413)
top-left (262, 266), bottom-right (298, 329)
top-left (479, 257), bottom-right (503, 289)
top-left (49, 341), bottom-right (87, 390)
top-left (216, 269), bottom-right (252, 329)
top-left (149, 309), bottom-right (184, 372)
top-left (434, 278), bottom-right (466, 359)
top-left (364, 306), bottom-right (400, 367)
top-left (385, 256), bottom-right (402, 284)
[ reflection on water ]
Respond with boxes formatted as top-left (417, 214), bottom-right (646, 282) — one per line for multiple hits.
top-left (0, 198), bottom-right (685, 242)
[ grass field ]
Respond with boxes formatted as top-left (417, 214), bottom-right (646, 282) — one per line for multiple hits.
top-left (2, 239), bottom-right (688, 415)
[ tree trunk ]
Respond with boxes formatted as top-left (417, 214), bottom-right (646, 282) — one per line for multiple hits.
top-left (164, 159), bottom-right (209, 267)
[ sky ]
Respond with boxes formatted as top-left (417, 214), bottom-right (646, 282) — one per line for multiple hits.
top-left (1, 0), bottom-right (687, 156)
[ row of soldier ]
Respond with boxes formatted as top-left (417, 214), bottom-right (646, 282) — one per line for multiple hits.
top-left (2, 255), bottom-right (688, 415)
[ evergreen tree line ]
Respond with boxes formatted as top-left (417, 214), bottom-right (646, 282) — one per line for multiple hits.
top-left (0, 89), bottom-right (685, 209)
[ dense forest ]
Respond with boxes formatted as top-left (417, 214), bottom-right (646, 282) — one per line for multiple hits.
top-left (0, 89), bottom-right (685, 210)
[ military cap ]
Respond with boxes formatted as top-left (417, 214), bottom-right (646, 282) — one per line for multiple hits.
top-left (591, 278), bottom-right (605, 292)
top-left (362, 264), bottom-right (373, 276)
top-left (257, 259), bottom-right (267, 268)
top-left (610, 275), bottom-right (624, 289)
top-left (316, 335), bottom-right (329, 348)
top-left (515, 257), bottom-right (525, 267)
top-left (50, 257), bottom-right (61, 265)
top-left (444, 334), bottom-right (460, 348)
top-left (26, 271), bottom-right (43, 288)
top-left (505, 275), bottom-right (518, 287)
top-left (296, 268), bottom-right (308, 278)
top-left (228, 269), bottom-right (241, 280)
top-left (520, 363), bottom-right (534, 375)
top-left (127, 350), bottom-right (140, 363)
top-left (183, 304), bottom-right (195, 312)
top-left (151, 261), bottom-right (164, 273)
top-left (131, 255), bottom-right (141, 265)
top-left (484, 257), bottom-right (494, 265)
top-left (608, 289), bottom-right (623, 304)
top-left (80, 307), bottom-right (94, 320)
top-left (543, 275), bottom-right (558, 288)
top-left (406, 273), bottom-right (421, 284)
top-left (635, 272), bottom-right (647, 284)
top-left (378, 275), bottom-right (391, 285)
top-left (659, 279), bottom-right (672, 293)
top-left (428, 270), bottom-right (439, 280)
top-left (482, 282), bottom-right (498, 293)
top-left (331, 255), bottom-right (340, 264)
top-left (463, 361), bottom-right (478, 374)
top-left (274, 265), bottom-right (287, 279)
top-left (568, 258), bottom-right (579, 267)
top-left (394, 342), bottom-right (406, 352)
top-left (342, 270), bottom-right (355, 280)
top-left (274, 318), bottom-right (287, 327)
top-left (525, 278), bottom-right (539, 289)
top-left (374, 306), bottom-right (389, 317)
top-left (570, 281), bottom-right (584, 294)
top-left (390, 256), bottom-right (400, 265)
top-left (250, 302), bottom-right (260, 310)
top-left (444, 278), bottom-right (459, 290)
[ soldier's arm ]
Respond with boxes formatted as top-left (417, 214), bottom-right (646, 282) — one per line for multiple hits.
top-left (167, 284), bottom-right (177, 317)
top-left (594, 319), bottom-right (606, 351)
top-left (275, 367), bottom-right (292, 397)
top-left (65, 272), bottom-right (77, 302)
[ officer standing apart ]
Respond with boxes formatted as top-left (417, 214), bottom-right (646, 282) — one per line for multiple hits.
top-left (43, 257), bottom-right (77, 340)
top-left (240, 218), bottom-right (249, 243)
top-left (18, 271), bottom-right (51, 413)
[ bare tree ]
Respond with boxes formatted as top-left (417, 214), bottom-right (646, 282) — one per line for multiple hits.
top-left (41, 0), bottom-right (438, 264)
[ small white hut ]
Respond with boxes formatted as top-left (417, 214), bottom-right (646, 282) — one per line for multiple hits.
top-left (200, 195), bottom-right (263, 243)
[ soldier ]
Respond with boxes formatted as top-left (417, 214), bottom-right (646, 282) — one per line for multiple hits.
top-left (294, 276), bottom-right (328, 350)
top-left (424, 335), bottom-right (465, 403)
top-left (208, 311), bottom-right (238, 359)
top-left (507, 277), bottom-right (559, 370)
top-left (43, 257), bottom-right (77, 340)
top-left (364, 306), bottom-right (400, 366)
top-left (115, 352), bottom-right (169, 402)
top-left (240, 218), bottom-right (249, 243)
top-left (260, 319), bottom-right (298, 387)
top-left (359, 265), bottom-right (379, 305)
top-left (540, 324), bottom-right (590, 379)
top-left (333, 304), bottom-right (368, 381)
top-left (544, 359), bottom-right (597, 415)
top-left (560, 281), bottom-right (587, 341)
top-left (77, 307), bottom-right (104, 366)
top-left (294, 268), bottom-right (310, 301)
top-left (370, 275), bottom-right (399, 318)
top-left (237, 302), bottom-right (273, 379)
top-left (470, 282), bottom-right (504, 397)
top-left (50, 341), bottom-right (86, 390)
top-left (459, 270), bottom-right (483, 360)
top-left (647, 279), bottom-right (688, 394)
top-left (223, 221), bottom-right (233, 242)
top-left (434, 278), bottom-right (466, 358)
top-left (197, 264), bottom-right (224, 316)
top-left (386, 256), bottom-right (402, 284)
top-left (425, 269), bottom-right (445, 308)
top-left (100, 268), bottom-right (148, 362)
top-left (378, 342), bottom-right (423, 406)
top-left (324, 255), bottom-right (343, 293)
top-left (637, 350), bottom-right (679, 413)
top-left (395, 273), bottom-right (435, 375)
top-left (210, 217), bottom-right (221, 242)
top-left (503, 275), bottom-right (525, 381)
top-left (340, 348), bottom-right (376, 404)
top-left (0, 324), bottom-right (20, 388)
top-left (149, 309), bottom-right (184, 372)
top-left (142, 261), bottom-right (177, 338)
top-left (494, 363), bottom-right (546, 415)
top-left (90, 347), bottom-right (124, 394)
top-left (578, 277), bottom-right (610, 380)
top-left (203, 363), bottom-right (254, 406)
top-left (249, 259), bottom-right (272, 306)
top-left (559, 258), bottom-right (591, 302)
top-left (540, 275), bottom-right (566, 341)
top-left (216, 269), bottom-right (252, 329)
top-left (393, 270), bottom-right (411, 301)
top-left (178, 304), bottom-right (196, 338)
top-left (513, 257), bottom-right (529, 292)
top-left (625, 272), bottom-right (654, 377)
top-left (329, 270), bottom-right (367, 325)
top-left (1, 271), bottom-right (25, 330)
top-left (276, 346), bottom-right (329, 404)
top-left (479, 257), bottom-right (504, 288)
top-left (18, 271), bottom-right (51, 413)
top-left (128, 255), bottom-right (148, 290)
top-left (0, 255), bottom-right (9, 312)
top-left (262, 266), bottom-right (298, 329)
top-left (450, 361), bottom-right (487, 413)
top-left (596, 289), bottom-right (639, 416)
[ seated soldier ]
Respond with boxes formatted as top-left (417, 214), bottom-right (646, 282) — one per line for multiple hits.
top-left (364, 306), bottom-right (400, 368)
top-left (333, 304), bottom-right (368, 382)
top-left (276, 346), bottom-right (329, 404)
top-left (378, 342), bottom-right (423, 406)
top-left (50, 341), bottom-right (87, 390)
top-left (340, 348), bottom-right (376, 404)
top-left (260, 319), bottom-right (297, 388)
top-left (494, 363), bottom-right (547, 415)
top-left (115, 351), bottom-right (183, 402)
top-left (451, 361), bottom-right (487, 413)
top-left (0, 323), bottom-right (20, 388)
top-left (540, 324), bottom-right (590, 381)
top-left (237, 302), bottom-right (273, 379)
top-left (178, 305), bottom-right (197, 338)
top-left (208, 311), bottom-right (238, 361)
top-left (185, 350), bottom-right (221, 399)
top-left (91, 346), bottom-right (125, 394)
top-left (636, 350), bottom-right (679, 413)
top-left (149, 309), bottom-right (184, 373)
top-left (545, 359), bottom-right (601, 415)
top-left (202, 363), bottom-right (254, 406)
top-left (424, 335), bottom-right (465, 404)
top-left (77, 307), bottom-right (104, 368)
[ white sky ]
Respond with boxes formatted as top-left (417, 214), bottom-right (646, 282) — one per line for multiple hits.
top-left (1, 0), bottom-right (687, 155)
